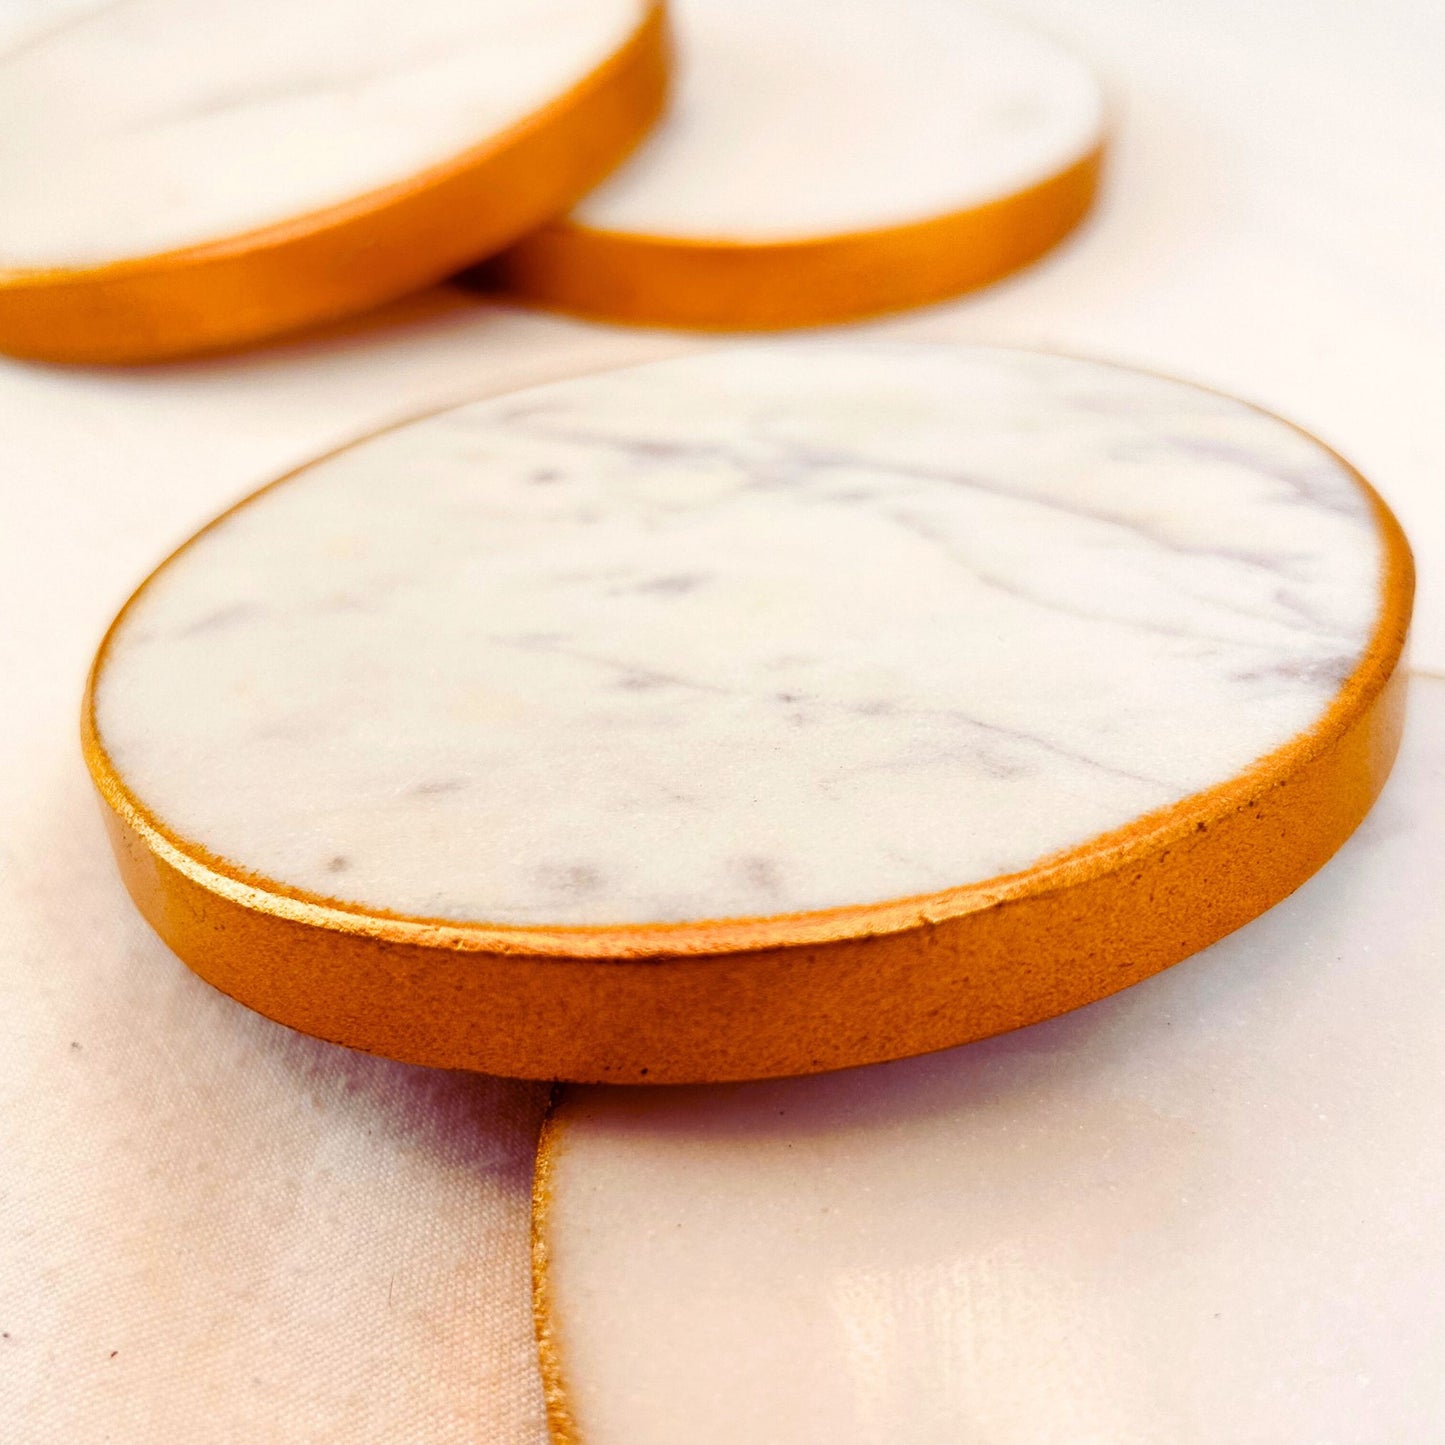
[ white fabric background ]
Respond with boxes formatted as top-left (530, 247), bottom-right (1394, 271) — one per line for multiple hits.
top-left (1, 0), bottom-right (1441, 1440)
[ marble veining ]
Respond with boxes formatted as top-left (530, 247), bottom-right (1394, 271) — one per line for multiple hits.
top-left (0, 0), bottom-right (646, 268)
top-left (94, 345), bottom-right (1385, 926)
top-left (571, 0), bottom-right (1103, 241)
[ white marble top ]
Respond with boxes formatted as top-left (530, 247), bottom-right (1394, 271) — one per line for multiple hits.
top-left (0, 0), bottom-right (646, 269)
top-left (94, 344), bottom-right (1385, 928)
top-left (541, 675), bottom-right (1445, 1445)
top-left (571, 0), bottom-right (1103, 241)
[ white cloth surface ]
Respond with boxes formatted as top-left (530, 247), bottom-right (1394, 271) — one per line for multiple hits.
top-left (0, 826), bottom-right (551, 1443)
top-left (1, 0), bottom-right (1441, 1440)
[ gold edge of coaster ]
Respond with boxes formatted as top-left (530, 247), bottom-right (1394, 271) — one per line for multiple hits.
top-left (530, 1098), bottom-right (583, 1445)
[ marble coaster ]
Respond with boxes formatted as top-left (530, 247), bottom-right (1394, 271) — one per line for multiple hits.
top-left (489, 0), bottom-right (1104, 328)
top-left (0, 0), bottom-right (665, 363)
top-left (82, 344), bottom-right (1411, 1082)
top-left (533, 675), bottom-right (1445, 1445)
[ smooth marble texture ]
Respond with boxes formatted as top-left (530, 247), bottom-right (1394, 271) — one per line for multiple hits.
top-left (540, 673), bottom-right (1445, 1445)
top-left (94, 344), bottom-right (1384, 927)
top-left (569, 0), bottom-right (1103, 240)
top-left (0, 0), bottom-right (647, 269)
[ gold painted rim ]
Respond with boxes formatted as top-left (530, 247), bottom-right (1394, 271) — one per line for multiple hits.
top-left (0, 2), bottom-right (670, 364)
top-left (80, 352), bottom-right (1414, 1083)
top-left (531, 1097), bottom-right (582, 1445)
top-left (487, 141), bottom-right (1104, 330)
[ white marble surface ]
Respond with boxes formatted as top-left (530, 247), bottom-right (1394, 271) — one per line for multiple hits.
top-left (0, 0), bottom-right (646, 269)
top-left (572, 0), bottom-right (1102, 241)
top-left (94, 344), bottom-right (1383, 926)
top-left (542, 672), bottom-right (1445, 1445)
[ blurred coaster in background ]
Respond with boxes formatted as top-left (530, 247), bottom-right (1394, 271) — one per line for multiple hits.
top-left (488, 0), bottom-right (1105, 328)
top-left (0, 0), bottom-right (666, 363)
top-left (81, 345), bottom-right (1409, 1083)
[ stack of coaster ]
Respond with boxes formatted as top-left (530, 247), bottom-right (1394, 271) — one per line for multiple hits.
top-left (0, 0), bottom-right (1104, 360)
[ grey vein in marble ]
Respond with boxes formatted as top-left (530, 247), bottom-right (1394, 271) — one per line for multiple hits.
top-left (94, 345), bottom-right (1386, 926)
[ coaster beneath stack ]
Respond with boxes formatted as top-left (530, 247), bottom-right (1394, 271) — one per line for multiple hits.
top-left (0, 0), bottom-right (667, 362)
top-left (490, 0), bottom-right (1105, 328)
top-left (82, 344), bottom-right (1411, 1082)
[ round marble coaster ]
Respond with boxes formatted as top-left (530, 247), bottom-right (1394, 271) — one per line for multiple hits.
top-left (489, 0), bottom-right (1104, 329)
top-left (83, 345), bottom-right (1410, 1082)
top-left (0, 0), bottom-right (665, 363)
